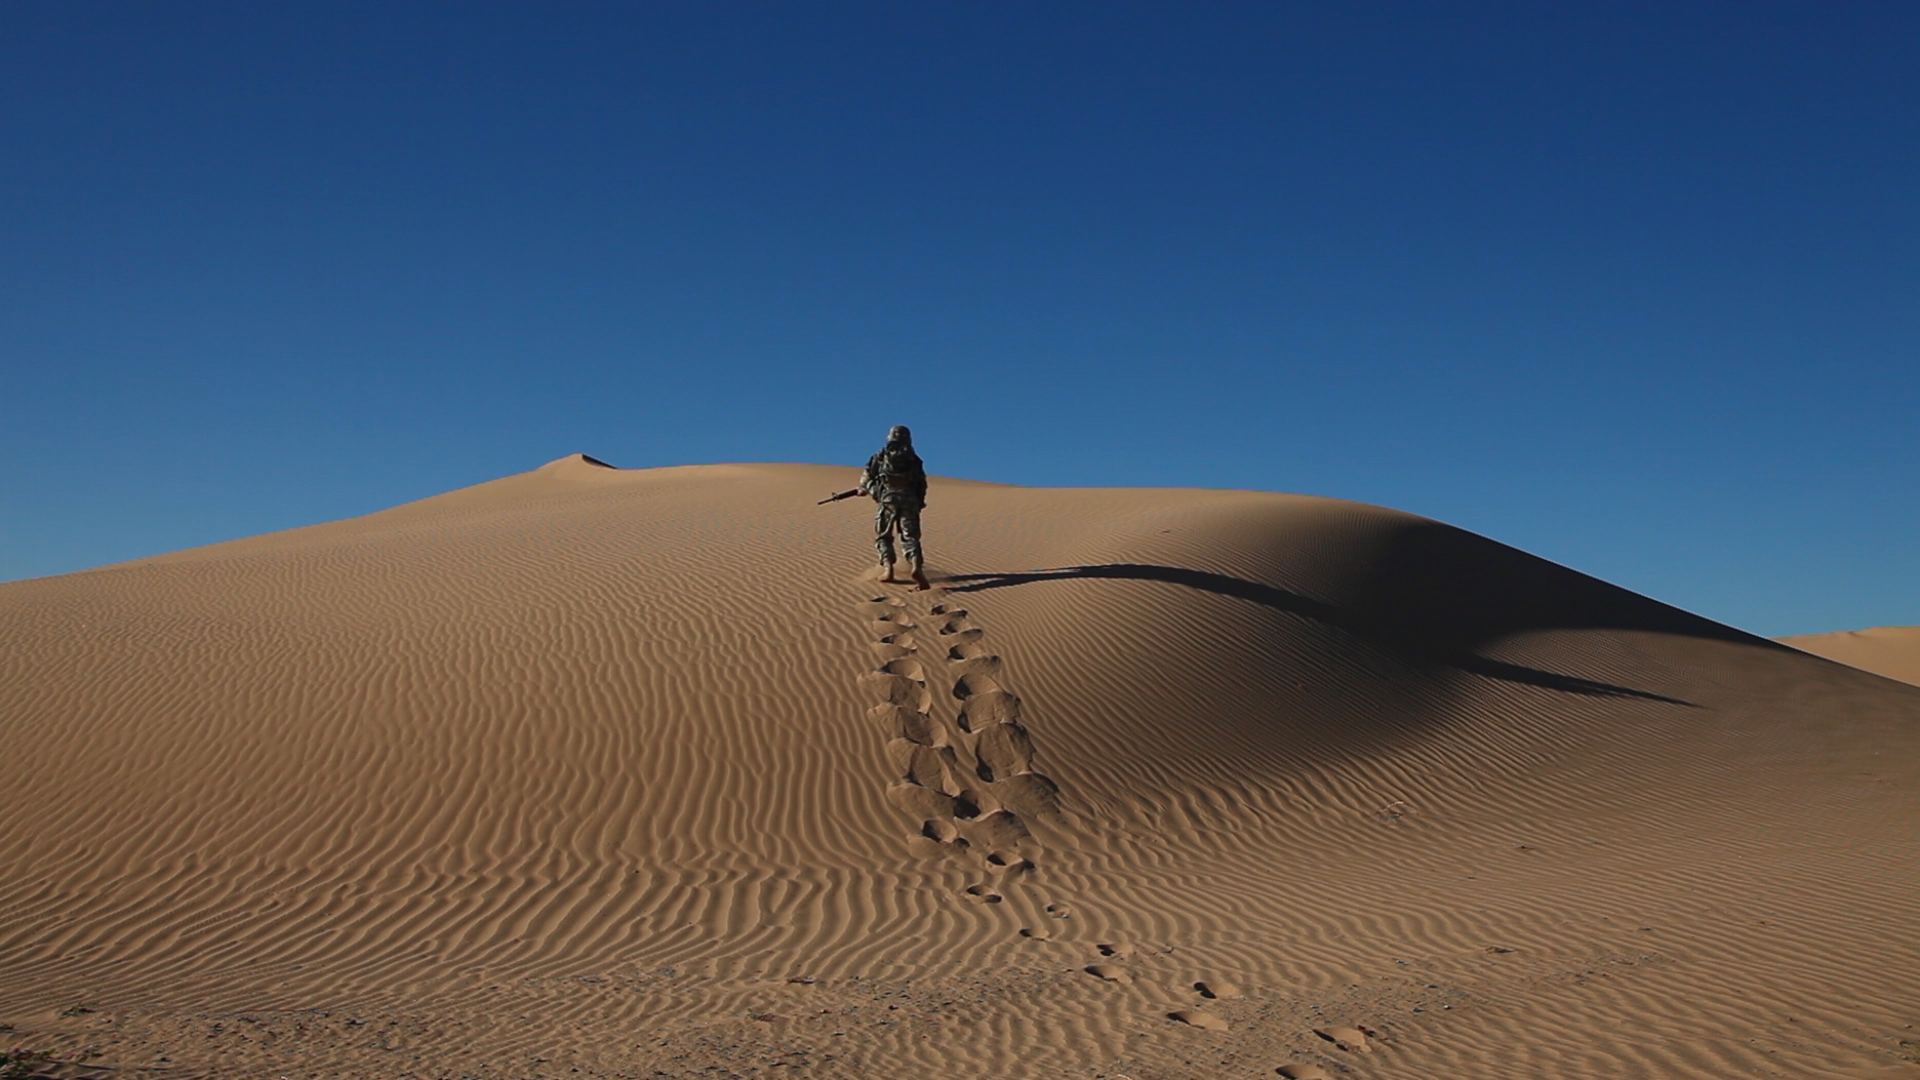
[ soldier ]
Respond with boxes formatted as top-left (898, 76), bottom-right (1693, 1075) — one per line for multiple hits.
top-left (860, 424), bottom-right (930, 589)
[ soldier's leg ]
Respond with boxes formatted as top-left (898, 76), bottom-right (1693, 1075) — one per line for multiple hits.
top-left (899, 506), bottom-right (924, 568)
top-left (900, 506), bottom-right (929, 589)
top-left (875, 503), bottom-right (899, 578)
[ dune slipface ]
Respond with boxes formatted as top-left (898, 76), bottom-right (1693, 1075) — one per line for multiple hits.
top-left (1, 456), bottom-right (1915, 1079)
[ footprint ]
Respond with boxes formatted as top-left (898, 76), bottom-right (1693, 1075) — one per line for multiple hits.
top-left (950, 654), bottom-right (1003, 680)
top-left (1195, 980), bottom-right (1243, 1000)
top-left (951, 673), bottom-right (1006, 701)
top-left (1096, 942), bottom-right (1134, 958)
top-left (869, 705), bottom-right (943, 746)
top-left (905, 819), bottom-right (969, 857)
top-left (858, 600), bottom-right (904, 618)
top-left (938, 614), bottom-right (975, 635)
top-left (1085, 964), bottom-right (1132, 985)
top-left (919, 819), bottom-right (963, 843)
top-left (941, 627), bottom-right (984, 645)
top-left (962, 809), bottom-right (1030, 852)
top-left (1313, 1026), bottom-right (1374, 1053)
top-left (878, 657), bottom-right (926, 680)
top-left (984, 852), bottom-right (1034, 875)
top-left (1168, 1009), bottom-right (1230, 1031)
top-left (1018, 926), bottom-right (1050, 940)
top-left (955, 689), bottom-right (1021, 731)
top-left (969, 721), bottom-right (1035, 781)
top-left (990, 771), bottom-right (1062, 819)
top-left (869, 641), bottom-right (913, 662)
top-left (861, 673), bottom-right (932, 711)
top-left (885, 739), bottom-right (959, 788)
top-left (1046, 903), bottom-right (1071, 919)
top-left (962, 884), bottom-right (1002, 904)
top-left (949, 791), bottom-right (984, 820)
top-left (885, 782), bottom-right (958, 820)
top-left (1276, 1066), bottom-right (1330, 1079)
top-left (946, 642), bottom-right (988, 661)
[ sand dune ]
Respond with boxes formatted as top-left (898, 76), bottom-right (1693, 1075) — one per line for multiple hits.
top-left (1, 455), bottom-right (1915, 1079)
top-left (1779, 625), bottom-right (1920, 687)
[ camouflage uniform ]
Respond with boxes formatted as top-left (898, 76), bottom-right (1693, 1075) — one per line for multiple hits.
top-left (862, 426), bottom-right (928, 570)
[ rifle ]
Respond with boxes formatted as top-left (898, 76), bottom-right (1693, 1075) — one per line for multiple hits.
top-left (817, 487), bottom-right (863, 505)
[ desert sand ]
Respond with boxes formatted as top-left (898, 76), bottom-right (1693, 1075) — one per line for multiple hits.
top-left (1778, 626), bottom-right (1920, 688)
top-left (1, 455), bottom-right (1915, 1079)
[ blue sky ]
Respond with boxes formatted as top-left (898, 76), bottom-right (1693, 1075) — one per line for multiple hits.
top-left (2, 2), bottom-right (1914, 636)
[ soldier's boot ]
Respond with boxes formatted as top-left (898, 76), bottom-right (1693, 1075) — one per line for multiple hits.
top-left (911, 563), bottom-right (930, 591)
top-left (880, 560), bottom-right (900, 584)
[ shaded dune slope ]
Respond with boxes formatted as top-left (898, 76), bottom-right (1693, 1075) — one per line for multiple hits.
top-left (1, 457), bottom-right (1914, 1079)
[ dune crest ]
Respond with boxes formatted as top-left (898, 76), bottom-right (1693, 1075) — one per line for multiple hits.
top-left (1, 461), bottom-right (1915, 1079)
top-left (1778, 625), bottom-right (1920, 687)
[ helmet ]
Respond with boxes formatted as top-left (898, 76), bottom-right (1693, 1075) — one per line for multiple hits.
top-left (887, 424), bottom-right (912, 445)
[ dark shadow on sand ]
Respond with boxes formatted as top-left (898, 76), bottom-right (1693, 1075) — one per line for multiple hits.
top-left (941, 560), bottom-right (1718, 706)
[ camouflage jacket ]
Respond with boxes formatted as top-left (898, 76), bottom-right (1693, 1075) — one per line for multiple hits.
top-left (862, 445), bottom-right (927, 506)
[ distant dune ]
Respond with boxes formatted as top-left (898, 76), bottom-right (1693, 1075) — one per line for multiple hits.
top-left (1778, 625), bottom-right (1920, 687)
top-left (1, 455), bottom-right (1915, 1079)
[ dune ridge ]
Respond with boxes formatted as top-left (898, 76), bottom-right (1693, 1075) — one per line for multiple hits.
top-left (1779, 625), bottom-right (1920, 687)
top-left (1, 455), bottom-right (1915, 1079)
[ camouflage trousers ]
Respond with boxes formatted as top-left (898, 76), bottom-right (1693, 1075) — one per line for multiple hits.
top-left (874, 499), bottom-right (924, 568)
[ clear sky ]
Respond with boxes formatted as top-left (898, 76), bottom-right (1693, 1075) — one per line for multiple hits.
top-left (2, 2), bottom-right (1914, 636)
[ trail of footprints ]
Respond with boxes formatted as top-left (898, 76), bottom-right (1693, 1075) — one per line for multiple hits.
top-left (853, 593), bottom-right (1219, 997)
top-left (855, 591), bottom-right (1376, 1069)
top-left (857, 594), bottom-right (1061, 897)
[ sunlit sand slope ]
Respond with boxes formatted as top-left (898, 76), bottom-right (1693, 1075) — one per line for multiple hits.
top-left (2, 456), bottom-right (1915, 1079)
top-left (1779, 625), bottom-right (1920, 687)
